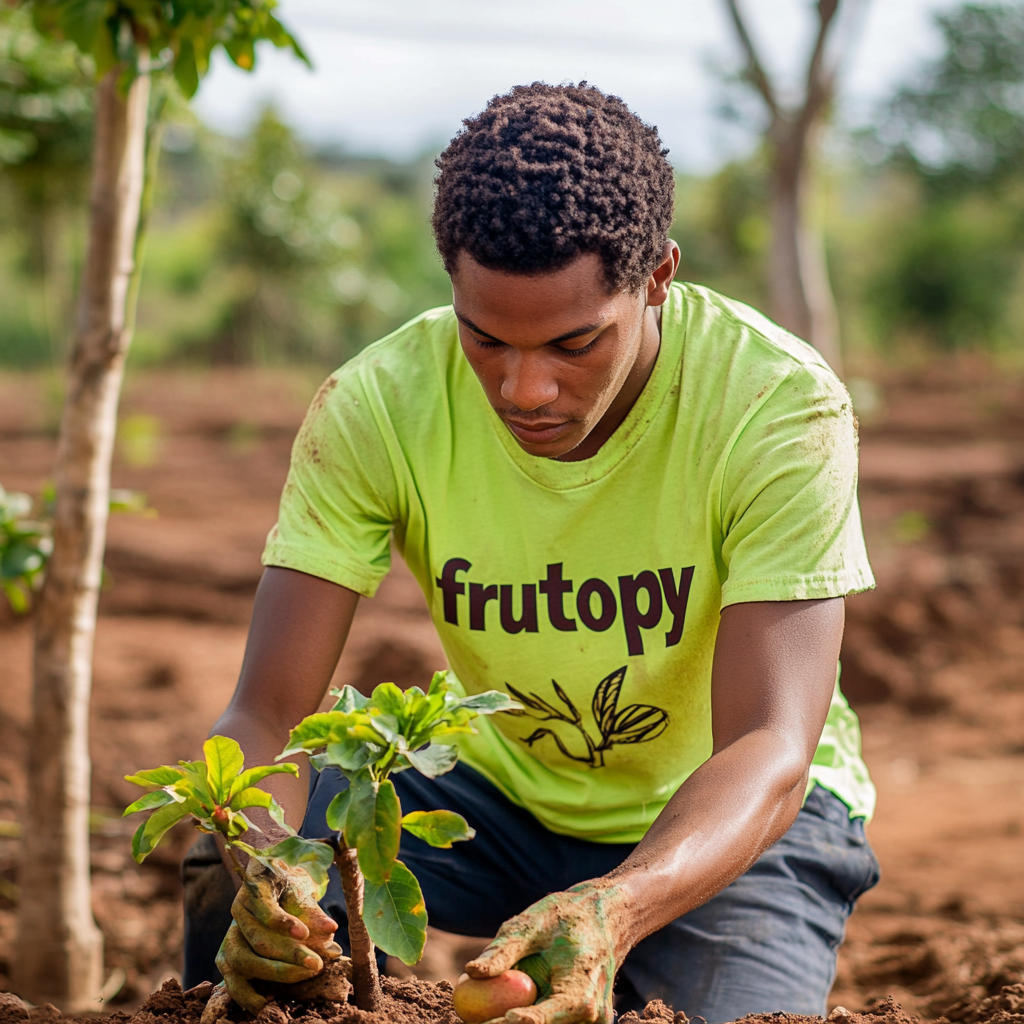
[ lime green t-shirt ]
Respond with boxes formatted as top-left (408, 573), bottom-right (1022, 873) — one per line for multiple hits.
top-left (263, 282), bottom-right (877, 842)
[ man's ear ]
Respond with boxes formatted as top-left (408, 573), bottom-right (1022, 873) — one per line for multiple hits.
top-left (646, 240), bottom-right (680, 306)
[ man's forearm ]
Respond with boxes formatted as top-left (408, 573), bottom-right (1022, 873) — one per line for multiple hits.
top-left (602, 597), bottom-right (845, 959)
top-left (207, 568), bottom-right (361, 850)
top-left (605, 727), bottom-right (809, 956)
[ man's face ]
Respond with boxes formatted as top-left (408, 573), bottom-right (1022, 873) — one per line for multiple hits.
top-left (451, 252), bottom-right (656, 460)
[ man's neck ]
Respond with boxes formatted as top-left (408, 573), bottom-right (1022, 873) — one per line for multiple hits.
top-left (556, 304), bottom-right (663, 463)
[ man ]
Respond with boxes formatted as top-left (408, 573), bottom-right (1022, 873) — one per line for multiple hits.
top-left (182, 82), bottom-right (879, 1024)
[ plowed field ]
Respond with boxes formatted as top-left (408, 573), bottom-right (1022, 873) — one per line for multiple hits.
top-left (2, 360), bottom-right (1024, 1018)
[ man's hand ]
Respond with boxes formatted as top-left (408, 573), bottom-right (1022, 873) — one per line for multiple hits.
top-left (464, 881), bottom-right (630, 1024)
top-left (216, 857), bottom-right (343, 1013)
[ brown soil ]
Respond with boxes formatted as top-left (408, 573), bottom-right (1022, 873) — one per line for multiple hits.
top-left (3, 358), bottom-right (1024, 1022)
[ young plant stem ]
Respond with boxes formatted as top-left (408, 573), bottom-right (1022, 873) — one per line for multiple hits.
top-left (225, 843), bottom-right (247, 881)
top-left (333, 843), bottom-right (383, 1012)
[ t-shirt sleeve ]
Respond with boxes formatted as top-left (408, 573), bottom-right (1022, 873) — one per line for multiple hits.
top-left (718, 364), bottom-right (875, 607)
top-left (261, 371), bottom-right (400, 597)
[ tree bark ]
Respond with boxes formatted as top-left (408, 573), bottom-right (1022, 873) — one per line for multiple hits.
top-left (13, 67), bottom-right (150, 1012)
top-left (768, 123), bottom-right (843, 375)
top-left (334, 845), bottom-right (383, 1012)
top-left (724, 0), bottom-right (847, 377)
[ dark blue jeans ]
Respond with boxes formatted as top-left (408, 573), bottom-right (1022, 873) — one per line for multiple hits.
top-left (182, 764), bottom-right (879, 1022)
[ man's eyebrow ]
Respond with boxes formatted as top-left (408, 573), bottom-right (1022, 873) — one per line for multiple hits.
top-left (454, 310), bottom-right (606, 346)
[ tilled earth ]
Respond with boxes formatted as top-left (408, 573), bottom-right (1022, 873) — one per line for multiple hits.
top-left (3, 359), bottom-right (1024, 1020)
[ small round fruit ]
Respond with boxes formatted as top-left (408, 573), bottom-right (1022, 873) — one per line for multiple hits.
top-left (452, 969), bottom-right (538, 1023)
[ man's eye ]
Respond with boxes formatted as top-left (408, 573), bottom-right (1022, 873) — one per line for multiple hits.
top-left (473, 336), bottom-right (504, 350)
top-left (559, 338), bottom-right (599, 358)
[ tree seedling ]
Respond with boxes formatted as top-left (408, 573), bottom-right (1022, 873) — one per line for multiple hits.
top-left (279, 670), bottom-right (521, 1012)
top-left (124, 734), bottom-right (335, 914)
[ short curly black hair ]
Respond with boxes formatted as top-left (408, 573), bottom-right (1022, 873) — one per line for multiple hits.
top-left (432, 82), bottom-right (675, 293)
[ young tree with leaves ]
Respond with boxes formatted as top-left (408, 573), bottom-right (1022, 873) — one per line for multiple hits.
top-left (276, 675), bottom-right (518, 1012)
top-left (13, 1), bottom-right (306, 1010)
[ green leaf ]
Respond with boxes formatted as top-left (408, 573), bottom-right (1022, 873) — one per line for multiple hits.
top-left (227, 787), bottom-right (291, 833)
top-left (225, 36), bottom-right (255, 71)
top-left (227, 762), bottom-right (299, 801)
top-left (325, 789), bottom-right (351, 833)
top-left (362, 859), bottom-right (428, 965)
top-left (330, 685), bottom-right (370, 713)
top-left (203, 736), bottom-right (245, 802)
top-left (279, 711), bottom-right (361, 757)
top-left (457, 690), bottom-right (524, 714)
top-left (131, 800), bottom-right (192, 862)
top-left (174, 38), bottom-right (199, 98)
top-left (1, 540), bottom-right (45, 577)
top-left (234, 836), bottom-right (335, 899)
top-left (427, 671), bottom-right (450, 696)
top-left (124, 766), bottom-right (184, 788)
top-left (365, 713), bottom-right (402, 746)
top-left (370, 682), bottom-right (406, 719)
top-left (346, 777), bottom-right (400, 884)
top-left (325, 737), bottom-right (380, 772)
top-left (123, 789), bottom-right (178, 816)
top-left (2, 580), bottom-right (28, 615)
top-left (405, 744), bottom-right (458, 779)
top-left (401, 809), bottom-right (475, 848)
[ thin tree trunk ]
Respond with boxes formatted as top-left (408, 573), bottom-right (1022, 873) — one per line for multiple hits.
top-left (13, 67), bottom-right (150, 1012)
top-left (724, 0), bottom-right (847, 378)
top-left (767, 131), bottom-right (844, 376)
top-left (334, 845), bottom-right (383, 1012)
top-left (768, 130), bottom-right (812, 345)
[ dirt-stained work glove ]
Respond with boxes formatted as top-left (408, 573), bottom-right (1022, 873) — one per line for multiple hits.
top-left (202, 856), bottom-right (344, 1023)
top-left (464, 880), bottom-right (632, 1024)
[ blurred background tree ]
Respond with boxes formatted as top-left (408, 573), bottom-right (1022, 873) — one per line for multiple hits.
top-left (0, 5), bottom-right (92, 362)
top-left (1, 0), bottom-right (1023, 376)
top-left (858, 2), bottom-right (1024, 351)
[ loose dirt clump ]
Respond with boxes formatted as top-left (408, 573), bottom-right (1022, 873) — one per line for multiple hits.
top-left (0, 979), bottom-right (461, 1024)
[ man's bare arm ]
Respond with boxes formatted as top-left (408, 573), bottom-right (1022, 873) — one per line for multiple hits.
top-left (465, 597), bottom-right (844, 1024)
top-left (610, 596), bottom-right (844, 942)
top-left (211, 566), bottom-right (361, 841)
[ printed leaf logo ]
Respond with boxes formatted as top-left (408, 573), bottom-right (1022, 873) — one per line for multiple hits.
top-left (506, 666), bottom-right (668, 768)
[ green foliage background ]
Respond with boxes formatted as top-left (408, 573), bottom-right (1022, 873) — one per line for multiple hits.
top-left (2, 1), bottom-right (1024, 371)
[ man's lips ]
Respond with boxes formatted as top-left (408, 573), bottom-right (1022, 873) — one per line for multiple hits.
top-left (503, 417), bottom-right (575, 445)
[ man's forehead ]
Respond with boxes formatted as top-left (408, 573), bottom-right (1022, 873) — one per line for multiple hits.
top-left (450, 251), bottom-right (626, 342)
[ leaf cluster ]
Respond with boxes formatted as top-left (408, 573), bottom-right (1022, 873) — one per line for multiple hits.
top-left (0, 484), bottom-right (52, 613)
top-left (870, 3), bottom-right (1024, 194)
top-left (280, 672), bottom-right (520, 964)
top-left (27, 0), bottom-right (309, 97)
top-left (281, 671), bottom-right (520, 782)
top-left (0, 4), bottom-right (92, 181)
top-left (124, 735), bottom-right (333, 894)
top-left (0, 482), bottom-right (154, 613)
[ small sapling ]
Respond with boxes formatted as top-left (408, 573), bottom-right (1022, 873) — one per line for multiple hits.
top-left (124, 735), bottom-right (333, 886)
top-left (279, 670), bottom-right (521, 1011)
top-left (125, 736), bottom-right (338, 1018)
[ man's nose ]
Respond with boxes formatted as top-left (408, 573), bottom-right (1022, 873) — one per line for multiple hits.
top-left (500, 352), bottom-right (558, 411)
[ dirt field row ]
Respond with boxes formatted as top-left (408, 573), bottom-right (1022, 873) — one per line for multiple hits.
top-left (2, 361), bottom-right (1024, 1016)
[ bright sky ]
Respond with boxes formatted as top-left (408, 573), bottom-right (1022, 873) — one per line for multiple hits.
top-left (193, 0), bottom-right (963, 170)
